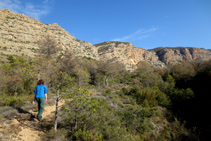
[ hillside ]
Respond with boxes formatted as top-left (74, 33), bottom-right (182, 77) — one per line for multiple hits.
top-left (151, 47), bottom-right (211, 64)
top-left (94, 42), bottom-right (211, 69)
top-left (1, 7), bottom-right (211, 141)
top-left (0, 9), bottom-right (99, 61)
top-left (0, 9), bottom-right (210, 69)
top-left (94, 41), bottom-right (165, 70)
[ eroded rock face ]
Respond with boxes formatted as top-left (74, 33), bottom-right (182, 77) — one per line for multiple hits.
top-left (0, 9), bottom-right (210, 70)
top-left (94, 42), bottom-right (165, 70)
top-left (95, 42), bottom-right (211, 69)
top-left (0, 9), bottom-right (99, 60)
top-left (152, 47), bottom-right (211, 64)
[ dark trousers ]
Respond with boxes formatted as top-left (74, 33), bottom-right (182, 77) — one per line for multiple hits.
top-left (36, 98), bottom-right (45, 120)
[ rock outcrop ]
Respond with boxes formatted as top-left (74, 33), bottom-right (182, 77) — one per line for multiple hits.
top-left (0, 9), bottom-right (210, 70)
top-left (94, 42), bottom-right (211, 69)
top-left (0, 9), bottom-right (99, 60)
top-left (151, 47), bottom-right (211, 64)
top-left (94, 42), bottom-right (165, 70)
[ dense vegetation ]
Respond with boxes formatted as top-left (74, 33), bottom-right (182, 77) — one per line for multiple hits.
top-left (0, 37), bottom-right (210, 140)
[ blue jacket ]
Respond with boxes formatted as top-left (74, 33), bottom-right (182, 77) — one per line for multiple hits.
top-left (34, 84), bottom-right (47, 98)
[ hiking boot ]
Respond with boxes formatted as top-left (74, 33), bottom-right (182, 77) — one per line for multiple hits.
top-left (37, 117), bottom-right (42, 121)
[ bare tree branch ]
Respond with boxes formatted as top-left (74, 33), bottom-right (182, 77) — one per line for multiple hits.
top-left (38, 35), bottom-right (61, 59)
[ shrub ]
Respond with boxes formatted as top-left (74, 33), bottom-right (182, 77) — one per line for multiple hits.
top-left (3, 46), bottom-right (7, 50)
top-left (156, 91), bottom-right (171, 108)
top-left (74, 128), bottom-right (103, 141)
top-left (170, 88), bottom-right (194, 101)
top-left (105, 89), bottom-right (112, 94)
top-left (4, 96), bottom-right (24, 106)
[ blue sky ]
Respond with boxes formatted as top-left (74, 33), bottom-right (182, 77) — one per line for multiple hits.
top-left (0, 0), bottom-right (211, 49)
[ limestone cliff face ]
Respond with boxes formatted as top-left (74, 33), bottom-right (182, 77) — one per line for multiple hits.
top-left (94, 42), bottom-right (165, 70)
top-left (0, 9), bottom-right (210, 70)
top-left (151, 47), bottom-right (211, 64)
top-left (0, 9), bottom-right (99, 60)
top-left (95, 42), bottom-right (211, 69)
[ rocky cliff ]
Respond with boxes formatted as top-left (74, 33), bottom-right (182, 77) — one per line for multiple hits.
top-left (94, 42), bottom-right (165, 70)
top-left (94, 42), bottom-right (211, 70)
top-left (151, 47), bottom-right (211, 64)
top-left (0, 9), bottom-right (99, 60)
top-left (0, 9), bottom-right (210, 70)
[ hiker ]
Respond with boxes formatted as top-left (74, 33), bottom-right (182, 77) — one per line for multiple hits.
top-left (33, 79), bottom-right (47, 121)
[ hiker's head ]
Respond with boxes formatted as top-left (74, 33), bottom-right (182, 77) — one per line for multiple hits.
top-left (37, 79), bottom-right (44, 85)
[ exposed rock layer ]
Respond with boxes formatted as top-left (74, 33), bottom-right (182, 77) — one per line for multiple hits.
top-left (0, 9), bottom-right (99, 60)
top-left (94, 42), bottom-right (165, 70)
top-left (0, 9), bottom-right (210, 69)
top-left (152, 47), bottom-right (211, 64)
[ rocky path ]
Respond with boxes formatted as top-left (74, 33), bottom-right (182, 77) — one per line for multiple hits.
top-left (4, 100), bottom-right (66, 141)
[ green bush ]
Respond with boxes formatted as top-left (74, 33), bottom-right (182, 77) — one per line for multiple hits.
top-left (74, 128), bottom-right (102, 141)
top-left (105, 89), bottom-right (112, 94)
top-left (170, 88), bottom-right (194, 101)
top-left (4, 96), bottom-right (24, 106)
top-left (121, 87), bottom-right (128, 95)
top-left (3, 46), bottom-right (7, 50)
top-left (127, 87), bottom-right (142, 104)
top-left (156, 91), bottom-right (171, 108)
top-left (7, 55), bottom-right (15, 63)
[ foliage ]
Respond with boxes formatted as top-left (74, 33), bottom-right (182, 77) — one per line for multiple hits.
top-left (74, 128), bottom-right (102, 141)
top-left (38, 35), bottom-right (61, 59)
top-left (37, 34), bottom-right (61, 59)
top-left (0, 93), bottom-right (24, 106)
top-left (0, 56), bottom-right (38, 95)
top-left (124, 87), bottom-right (171, 108)
top-left (0, 44), bottom-right (210, 140)
top-left (62, 86), bottom-right (100, 140)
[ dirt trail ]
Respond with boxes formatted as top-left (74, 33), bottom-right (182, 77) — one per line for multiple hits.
top-left (8, 100), bottom-right (66, 141)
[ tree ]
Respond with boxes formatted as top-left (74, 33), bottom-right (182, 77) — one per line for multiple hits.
top-left (60, 56), bottom-right (90, 86)
top-left (82, 58), bottom-right (98, 85)
top-left (2, 56), bottom-right (38, 95)
top-left (159, 74), bottom-right (175, 94)
top-left (63, 86), bottom-right (99, 131)
top-left (97, 60), bottom-right (125, 86)
top-left (0, 68), bottom-right (6, 90)
top-left (136, 61), bottom-right (154, 74)
top-left (38, 34), bottom-right (61, 59)
top-left (170, 61), bottom-right (196, 81)
top-left (51, 71), bottom-right (73, 132)
top-left (133, 61), bottom-right (161, 87)
top-left (60, 55), bottom-right (77, 76)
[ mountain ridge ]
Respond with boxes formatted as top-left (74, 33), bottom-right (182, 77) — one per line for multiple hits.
top-left (0, 9), bottom-right (210, 70)
top-left (0, 9), bottom-right (99, 60)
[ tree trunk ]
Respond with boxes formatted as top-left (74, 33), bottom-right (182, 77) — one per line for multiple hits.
top-left (105, 75), bottom-right (109, 86)
top-left (37, 72), bottom-right (41, 80)
top-left (78, 75), bottom-right (81, 86)
top-left (74, 115), bottom-right (78, 130)
top-left (54, 89), bottom-right (59, 133)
